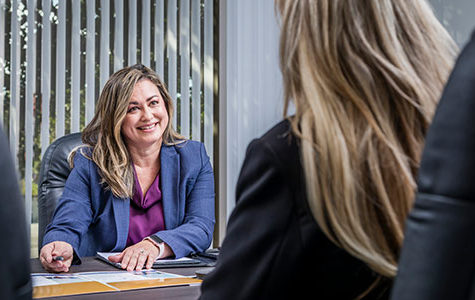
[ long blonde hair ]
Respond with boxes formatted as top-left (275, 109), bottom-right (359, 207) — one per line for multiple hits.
top-left (73, 64), bottom-right (184, 199)
top-left (277, 0), bottom-right (457, 278)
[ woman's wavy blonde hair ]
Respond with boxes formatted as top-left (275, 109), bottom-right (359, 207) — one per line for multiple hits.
top-left (276, 0), bottom-right (457, 282)
top-left (71, 64), bottom-right (184, 199)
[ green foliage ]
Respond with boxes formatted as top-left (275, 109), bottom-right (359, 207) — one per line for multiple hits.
top-left (20, 179), bottom-right (38, 197)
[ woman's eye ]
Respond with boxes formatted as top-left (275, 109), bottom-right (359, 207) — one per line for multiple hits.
top-left (127, 106), bottom-right (139, 113)
top-left (150, 100), bottom-right (159, 105)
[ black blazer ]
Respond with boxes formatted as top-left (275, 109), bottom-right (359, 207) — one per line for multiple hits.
top-left (390, 33), bottom-right (475, 300)
top-left (200, 120), bottom-right (389, 299)
top-left (0, 128), bottom-right (32, 300)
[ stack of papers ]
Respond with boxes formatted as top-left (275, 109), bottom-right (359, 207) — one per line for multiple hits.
top-left (96, 252), bottom-right (204, 268)
top-left (32, 270), bottom-right (201, 298)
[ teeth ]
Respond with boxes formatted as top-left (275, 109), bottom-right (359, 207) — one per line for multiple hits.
top-left (140, 123), bottom-right (156, 130)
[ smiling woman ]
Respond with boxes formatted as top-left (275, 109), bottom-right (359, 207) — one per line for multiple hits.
top-left (39, 64), bottom-right (215, 273)
top-left (121, 79), bottom-right (170, 151)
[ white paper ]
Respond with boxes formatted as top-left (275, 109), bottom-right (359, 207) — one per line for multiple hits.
top-left (31, 273), bottom-right (93, 287)
top-left (31, 270), bottom-right (186, 287)
top-left (97, 252), bottom-right (197, 266)
top-left (77, 270), bottom-right (183, 283)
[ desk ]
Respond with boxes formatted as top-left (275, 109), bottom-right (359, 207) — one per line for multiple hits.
top-left (31, 257), bottom-right (212, 300)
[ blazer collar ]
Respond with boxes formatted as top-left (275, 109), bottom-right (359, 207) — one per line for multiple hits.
top-left (160, 144), bottom-right (180, 229)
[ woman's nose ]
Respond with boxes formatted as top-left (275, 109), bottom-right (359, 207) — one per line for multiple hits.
top-left (141, 106), bottom-right (153, 120)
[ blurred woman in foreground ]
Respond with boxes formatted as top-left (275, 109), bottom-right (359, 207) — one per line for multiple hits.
top-left (200, 0), bottom-right (457, 299)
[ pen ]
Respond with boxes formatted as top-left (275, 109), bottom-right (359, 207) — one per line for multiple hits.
top-left (53, 256), bottom-right (64, 261)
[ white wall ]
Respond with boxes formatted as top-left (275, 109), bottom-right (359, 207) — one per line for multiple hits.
top-left (429, 0), bottom-right (475, 47)
top-left (223, 0), bottom-right (283, 218)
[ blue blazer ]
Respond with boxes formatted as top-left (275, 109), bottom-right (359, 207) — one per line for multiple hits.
top-left (43, 140), bottom-right (215, 259)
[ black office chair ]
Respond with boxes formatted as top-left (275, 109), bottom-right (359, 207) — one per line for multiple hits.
top-left (37, 133), bottom-right (83, 252)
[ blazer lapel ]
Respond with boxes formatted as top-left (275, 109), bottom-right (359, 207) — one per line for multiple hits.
top-left (112, 194), bottom-right (130, 251)
top-left (160, 145), bottom-right (180, 229)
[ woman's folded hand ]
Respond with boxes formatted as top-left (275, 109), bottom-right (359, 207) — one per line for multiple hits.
top-left (40, 241), bottom-right (74, 273)
top-left (108, 240), bottom-right (160, 271)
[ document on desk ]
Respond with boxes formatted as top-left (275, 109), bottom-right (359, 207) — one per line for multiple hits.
top-left (32, 270), bottom-right (202, 298)
top-left (96, 251), bottom-right (202, 269)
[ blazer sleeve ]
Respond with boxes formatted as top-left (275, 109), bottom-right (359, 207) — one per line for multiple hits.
top-left (154, 143), bottom-right (216, 258)
top-left (0, 128), bottom-right (32, 299)
top-left (390, 33), bottom-right (475, 300)
top-left (42, 153), bottom-right (94, 259)
top-left (199, 138), bottom-right (296, 299)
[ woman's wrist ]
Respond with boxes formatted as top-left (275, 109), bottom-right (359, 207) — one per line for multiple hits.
top-left (142, 237), bottom-right (173, 259)
top-left (142, 237), bottom-right (161, 256)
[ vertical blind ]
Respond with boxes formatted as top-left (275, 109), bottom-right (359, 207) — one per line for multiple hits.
top-left (0, 0), bottom-right (216, 249)
top-left (224, 0), bottom-right (282, 219)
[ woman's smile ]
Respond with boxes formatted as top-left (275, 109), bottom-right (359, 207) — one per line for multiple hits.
top-left (138, 122), bottom-right (159, 131)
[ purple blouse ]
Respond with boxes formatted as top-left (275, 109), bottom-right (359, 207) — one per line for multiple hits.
top-left (126, 167), bottom-right (165, 246)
